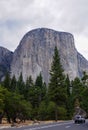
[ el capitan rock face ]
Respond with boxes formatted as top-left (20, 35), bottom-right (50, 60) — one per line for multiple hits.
top-left (10, 28), bottom-right (88, 84)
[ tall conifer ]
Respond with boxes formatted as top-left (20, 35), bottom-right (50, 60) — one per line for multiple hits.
top-left (48, 46), bottom-right (67, 121)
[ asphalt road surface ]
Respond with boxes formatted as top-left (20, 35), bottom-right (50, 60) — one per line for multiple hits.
top-left (3, 120), bottom-right (88, 130)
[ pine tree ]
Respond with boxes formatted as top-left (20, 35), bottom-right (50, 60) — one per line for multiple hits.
top-left (72, 77), bottom-right (84, 100)
top-left (35, 73), bottom-right (47, 102)
top-left (17, 72), bottom-right (25, 94)
top-left (81, 71), bottom-right (88, 87)
top-left (24, 76), bottom-right (34, 100)
top-left (10, 75), bottom-right (17, 92)
top-left (65, 75), bottom-right (73, 119)
top-left (65, 75), bottom-right (71, 96)
top-left (26, 76), bottom-right (33, 89)
top-left (48, 46), bottom-right (67, 121)
top-left (3, 72), bottom-right (11, 90)
top-left (35, 73), bottom-right (43, 88)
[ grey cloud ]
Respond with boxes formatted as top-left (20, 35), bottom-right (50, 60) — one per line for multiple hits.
top-left (0, 0), bottom-right (88, 33)
top-left (0, 0), bottom-right (88, 58)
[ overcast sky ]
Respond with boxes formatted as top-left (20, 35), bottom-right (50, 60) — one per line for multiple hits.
top-left (0, 0), bottom-right (88, 59)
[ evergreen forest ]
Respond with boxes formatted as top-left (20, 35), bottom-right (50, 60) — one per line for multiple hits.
top-left (0, 46), bottom-right (88, 124)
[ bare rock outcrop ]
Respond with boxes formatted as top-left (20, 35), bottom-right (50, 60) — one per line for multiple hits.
top-left (0, 46), bottom-right (13, 81)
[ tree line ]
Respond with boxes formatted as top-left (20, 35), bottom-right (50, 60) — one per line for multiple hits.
top-left (0, 46), bottom-right (88, 123)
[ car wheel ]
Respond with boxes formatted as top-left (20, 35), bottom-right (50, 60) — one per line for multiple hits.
top-left (75, 120), bottom-right (77, 124)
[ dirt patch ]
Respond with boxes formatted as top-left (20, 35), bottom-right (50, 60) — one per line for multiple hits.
top-left (0, 120), bottom-right (63, 128)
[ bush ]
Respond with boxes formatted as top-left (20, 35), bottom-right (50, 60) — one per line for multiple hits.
top-left (57, 106), bottom-right (67, 120)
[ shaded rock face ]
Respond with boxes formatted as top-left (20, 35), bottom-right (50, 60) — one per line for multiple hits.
top-left (0, 47), bottom-right (13, 81)
top-left (11, 28), bottom-right (88, 84)
top-left (77, 52), bottom-right (88, 77)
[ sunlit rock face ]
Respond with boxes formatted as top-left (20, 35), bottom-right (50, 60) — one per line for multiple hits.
top-left (0, 47), bottom-right (13, 81)
top-left (11, 28), bottom-right (88, 84)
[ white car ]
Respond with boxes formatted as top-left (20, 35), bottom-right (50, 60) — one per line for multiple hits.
top-left (74, 115), bottom-right (85, 123)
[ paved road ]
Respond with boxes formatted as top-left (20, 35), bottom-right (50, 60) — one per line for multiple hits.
top-left (2, 120), bottom-right (88, 130)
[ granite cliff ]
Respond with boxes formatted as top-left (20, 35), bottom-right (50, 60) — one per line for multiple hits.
top-left (10, 28), bottom-right (88, 84)
top-left (0, 47), bottom-right (13, 81)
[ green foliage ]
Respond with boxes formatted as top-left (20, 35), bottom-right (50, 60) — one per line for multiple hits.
top-left (38, 101), bottom-right (48, 120)
top-left (5, 92), bottom-right (32, 122)
top-left (0, 82), bottom-right (32, 123)
top-left (0, 86), bottom-right (5, 112)
top-left (35, 73), bottom-right (47, 102)
top-left (47, 101), bottom-right (56, 120)
top-left (66, 95), bottom-right (74, 119)
top-left (24, 76), bottom-right (34, 100)
top-left (25, 76), bottom-right (33, 88)
top-left (72, 77), bottom-right (85, 101)
top-left (65, 75), bottom-right (73, 119)
top-left (82, 71), bottom-right (88, 87)
top-left (80, 71), bottom-right (88, 117)
top-left (3, 72), bottom-right (11, 90)
top-left (20, 100), bottom-right (32, 120)
top-left (0, 85), bottom-right (11, 123)
top-left (16, 73), bottom-right (25, 94)
top-left (10, 75), bottom-right (17, 92)
top-left (65, 75), bottom-right (71, 96)
top-left (57, 106), bottom-right (67, 120)
top-left (48, 46), bottom-right (67, 106)
top-left (35, 73), bottom-right (43, 88)
top-left (81, 87), bottom-right (88, 116)
top-left (48, 46), bottom-right (67, 121)
top-left (1, 47), bottom-right (88, 122)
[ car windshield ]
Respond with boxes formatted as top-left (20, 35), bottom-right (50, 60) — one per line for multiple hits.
top-left (75, 115), bottom-right (81, 118)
